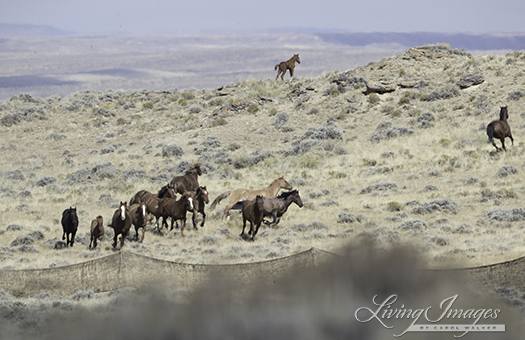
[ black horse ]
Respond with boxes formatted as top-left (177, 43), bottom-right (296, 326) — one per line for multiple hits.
top-left (61, 207), bottom-right (79, 247)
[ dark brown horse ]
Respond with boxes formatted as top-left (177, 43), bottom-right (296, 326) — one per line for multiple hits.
top-left (170, 163), bottom-right (202, 194)
top-left (109, 201), bottom-right (132, 249)
top-left (159, 192), bottom-right (194, 237)
top-left (241, 195), bottom-right (264, 241)
top-left (130, 184), bottom-right (176, 229)
top-left (89, 215), bottom-right (104, 249)
top-left (275, 54), bottom-right (300, 82)
top-left (61, 207), bottom-right (78, 248)
top-left (129, 202), bottom-right (147, 243)
top-left (253, 190), bottom-right (303, 238)
top-left (487, 106), bottom-right (514, 151)
top-left (179, 186), bottom-right (210, 230)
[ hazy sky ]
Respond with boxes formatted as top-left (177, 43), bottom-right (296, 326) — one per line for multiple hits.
top-left (2, 0), bottom-right (525, 35)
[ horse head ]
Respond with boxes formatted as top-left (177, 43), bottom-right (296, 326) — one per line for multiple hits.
top-left (294, 54), bottom-right (300, 64)
top-left (197, 186), bottom-right (210, 204)
top-left (276, 176), bottom-right (293, 190)
top-left (500, 106), bottom-right (509, 121)
top-left (291, 190), bottom-right (303, 208)
top-left (119, 201), bottom-right (127, 220)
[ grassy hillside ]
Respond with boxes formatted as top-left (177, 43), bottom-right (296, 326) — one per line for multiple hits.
top-left (0, 43), bottom-right (524, 272)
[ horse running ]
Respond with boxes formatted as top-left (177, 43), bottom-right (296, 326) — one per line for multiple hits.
top-left (179, 186), bottom-right (209, 230)
top-left (129, 202), bottom-right (147, 243)
top-left (89, 215), bottom-right (104, 249)
top-left (61, 207), bottom-right (79, 247)
top-left (487, 106), bottom-right (514, 151)
top-left (240, 195), bottom-right (265, 241)
top-left (275, 54), bottom-right (300, 82)
top-left (109, 201), bottom-right (131, 249)
top-left (130, 184), bottom-right (176, 229)
top-left (210, 177), bottom-right (293, 220)
top-left (159, 192), bottom-right (194, 237)
top-left (170, 163), bottom-right (202, 194)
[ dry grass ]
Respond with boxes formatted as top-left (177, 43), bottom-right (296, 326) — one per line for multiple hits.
top-left (0, 46), bottom-right (524, 275)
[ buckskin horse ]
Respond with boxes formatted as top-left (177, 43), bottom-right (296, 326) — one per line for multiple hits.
top-left (487, 106), bottom-right (514, 151)
top-left (275, 54), bottom-right (300, 82)
top-left (210, 177), bottom-right (293, 220)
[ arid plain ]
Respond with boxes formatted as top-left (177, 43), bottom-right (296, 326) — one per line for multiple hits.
top-left (0, 35), bottom-right (525, 338)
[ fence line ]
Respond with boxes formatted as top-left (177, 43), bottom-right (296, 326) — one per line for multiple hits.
top-left (0, 248), bottom-right (523, 297)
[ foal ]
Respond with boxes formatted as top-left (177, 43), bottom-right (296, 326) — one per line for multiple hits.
top-left (275, 54), bottom-right (300, 82)
top-left (487, 106), bottom-right (514, 151)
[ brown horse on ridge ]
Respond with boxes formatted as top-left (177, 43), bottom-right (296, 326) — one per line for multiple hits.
top-left (275, 54), bottom-right (300, 82)
top-left (210, 176), bottom-right (293, 220)
top-left (487, 106), bottom-right (514, 151)
top-left (170, 163), bottom-right (202, 194)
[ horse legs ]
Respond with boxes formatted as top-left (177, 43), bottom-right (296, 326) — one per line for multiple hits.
top-left (192, 211), bottom-right (198, 231)
top-left (180, 219), bottom-right (186, 237)
top-left (275, 68), bottom-right (282, 81)
top-left (241, 218), bottom-right (247, 236)
top-left (112, 234), bottom-right (118, 248)
top-left (120, 229), bottom-right (128, 249)
top-left (289, 67), bottom-right (294, 81)
top-left (200, 211), bottom-right (206, 227)
top-left (140, 227), bottom-right (145, 243)
top-left (223, 204), bottom-right (235, 220)
top-left (500, 138), bottom-right (506, 151)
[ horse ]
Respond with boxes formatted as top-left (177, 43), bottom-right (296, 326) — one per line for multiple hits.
top-left (109, 201), bottom-right (132, 249)
top-left (130, 183), bottom-right (175, 205)
top-left (487, 106), bottom-right (514, 151)
top-left (178, 186), bottom-right (210, 230)
top-left (275, 54), bottom-right (300, 82)
top-left (61, 207), bottom-right (79, 247)
top-left (130, 184), bottom-right (176, 229)
top-left (159, 192), bottom-right (194, 237)
top-left (240, 195), bottom-right (264, 241)
top-left (210, 176), bottom-right (293, 220)
top-left (170, 163), bottom-right (202, 194)
top-left (246, 190), bottom-right (303, 239)
top-left (129, 203), bottom-right (147, 243)
top-left (89, 215), bottom-right (104, 249)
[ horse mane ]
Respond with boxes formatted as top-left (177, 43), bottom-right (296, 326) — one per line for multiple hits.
top-left (277, 190), bottom-right (298, 199)
top-left (157, 185), bottom-right (171, 198)
top-left (185, 162), bottom-right (202, 175)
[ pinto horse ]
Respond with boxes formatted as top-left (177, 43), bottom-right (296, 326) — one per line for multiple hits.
top-left (487, 106), bottom-right (514, 151)
top-left (275, 54), bottom-right (300, 82)
top-left (210, 176), bottom-right (293, 220)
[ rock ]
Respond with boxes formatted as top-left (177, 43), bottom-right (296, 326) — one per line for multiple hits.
top-left (456, 73), bottom-right (484, 89)
top-left (363, 80), bottom-right (396, 95)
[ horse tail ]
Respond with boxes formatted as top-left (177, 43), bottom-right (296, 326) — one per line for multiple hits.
top-left (487, 122), bottom-right (495, 144)
top-left (210, 191), bottom-right (230, 210)
top-left (274, 64), bottom-right (279, 71)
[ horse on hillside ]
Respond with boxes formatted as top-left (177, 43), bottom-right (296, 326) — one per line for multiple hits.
top-left (130, 202), bottom-right (147, 243)
top-left (159, 192), bottom-right (194, 237)
top-left (89, 215), bottom-right (104, 249)
top-left (487, 106), bottom-right (514, 151)
top-left (170, 163), bottom-right (202, 194)
top-left (178, 186), bottom-right (210, 230)
top-left (240, 195), bottom-right (265, 241)
top-left (109, 201), bottom-right (131, 249)
top-left (275, 54), bottom-right (300, 82)
top-left (129, 184), bottom-right (176, 229)
top-left (210, 176), bottom-right (293, 220)
top-left (61, 207), bottom-right (79, 247)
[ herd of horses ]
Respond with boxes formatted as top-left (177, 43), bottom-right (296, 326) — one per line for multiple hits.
top-left (61, 164), bottom-right (304, 250)
top-left (56, 54), bottom-right (513, 250)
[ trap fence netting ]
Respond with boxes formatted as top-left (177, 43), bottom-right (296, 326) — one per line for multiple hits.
top-left (0, 248), bottom-right (523, 297)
